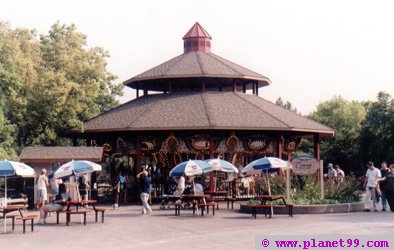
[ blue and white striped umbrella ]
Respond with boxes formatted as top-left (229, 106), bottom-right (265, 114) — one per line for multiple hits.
top-left (242, 157), bottom-right (290, 175)
top-left (0, 161), bottom-right (35, 201)
top-left (169, 160), bottom-right (213, 177)
top-left (0, 161), bottom-right (35, 177)
top-left (205, 158), bottom-right (239, 173)
top-left (49, 160), bottom-right (102, 179)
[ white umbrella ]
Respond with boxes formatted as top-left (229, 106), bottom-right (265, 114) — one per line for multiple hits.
top-left (169, 160), bottom-right (213, 177)
top-left (0, 160), bottom-right (35, 201)
top-left (49, 160), bottom-right (102, 179)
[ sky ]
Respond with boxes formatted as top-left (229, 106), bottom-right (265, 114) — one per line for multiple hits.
top-left (1, 0), bottom-right (394, 114)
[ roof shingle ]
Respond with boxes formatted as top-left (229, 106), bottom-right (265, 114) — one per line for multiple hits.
top-left (79, 92), bottom-right (334, 135)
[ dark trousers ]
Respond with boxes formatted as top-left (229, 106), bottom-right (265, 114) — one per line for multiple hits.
top-left (386, 190), bottom-right (394, 212)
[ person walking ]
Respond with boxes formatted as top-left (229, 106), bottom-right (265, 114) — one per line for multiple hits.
top-left (378, 164), bottom-right (394, 212)
top-left (36, 169), bottom-right (49, 210)
top-left (363, 161), bottom-right (381, 212)
top-left (137, 170), bottom-right (152, 215)
top-left (379, 161), bottom-right (389, 211)
top-left (114, 171), bottom-right (127, 207)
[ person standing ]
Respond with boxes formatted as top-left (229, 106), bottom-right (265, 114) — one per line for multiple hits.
top-left (137, 170), bottom-right (152, 215)
top-left (327, 163), bottom-right (337, 180)
top-left (363, 161), bottom-right (381, 212)
top-left (114, 171), bottom-right (127, 208)
top-left (379, 161), bottom-right (390, 211)
top-left (174, 175), bottom-right (185, 195)
top-left (334, 164), bottom-right (345, 183)
top-left (78, 176), bottom-right (90, 201)
top-left (36, 169), bottom-right (49, 210)
top-left (378, 164), bottom-right (394, 212)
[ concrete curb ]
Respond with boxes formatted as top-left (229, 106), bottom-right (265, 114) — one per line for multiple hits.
top-left (240, 202), bottom-right (364, 214)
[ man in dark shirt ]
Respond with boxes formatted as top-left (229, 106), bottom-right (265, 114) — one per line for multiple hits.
top-left (137, 171), bottom-right (152, 214)
top-left (380, 161), bottom-right (389, 211)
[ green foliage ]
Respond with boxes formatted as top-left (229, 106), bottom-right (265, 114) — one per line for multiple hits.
top-left (255, 175), bottom-right (286, 195)
top-left (275, 97), bottom-right (298, 113)
top-left (0, 107), bottom-right (17, 160)
top-left (0, 21), bottom-right (123, 154)
top-left (255, 174), bottom-right (362, 205)
top-left (324, 177), bottom-right (362, 203)
top-left (359, 92), bottom-right (394, 164)
top-left (309, 96), bottom-right (366, 174)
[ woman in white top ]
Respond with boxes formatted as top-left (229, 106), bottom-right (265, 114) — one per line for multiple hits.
top-left (174, 176), bottom-right (185, 196)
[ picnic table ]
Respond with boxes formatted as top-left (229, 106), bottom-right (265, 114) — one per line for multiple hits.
top-left (254, 195), bottom-right (286, 205)
top-left (160, 194), bottom-right (182, 210)
top-left (0, 205), bottom-right (26, 233)
top-left (174, 195), bottom-right (219, 216)
top-left (204, 191), bottom-right (227, 196)
top-left (56, 200), bottom-right (99, 225)
top-left (250, 195), bottom-right (293, 218)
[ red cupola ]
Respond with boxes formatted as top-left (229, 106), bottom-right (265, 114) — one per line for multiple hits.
top-left (183, 22), bottom-right (212, 53)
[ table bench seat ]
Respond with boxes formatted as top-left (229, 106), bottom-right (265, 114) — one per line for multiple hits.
top-left (225, 197), bottom-right (237, 209)
top-left (17, 215), bottom-right (37, 234)
top-left (1, 214), bottom-right (18, 231)
top-left (66, 210), bottom-right (90, 226)
top-left (198, 202), bottom-right (218, 216)
top-left (94, 208), bottom-right (106, 223)
top-left (246, 203), bottom-right (294, 219)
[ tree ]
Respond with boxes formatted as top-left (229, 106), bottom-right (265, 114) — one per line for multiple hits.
top-left (275, 97), bottom-right (298, 113)
top-left (0, 106), bottom-right (17, 160)
top-left (309, 96), bottom-right (366, 174)
top-left (359, 92), bottom-right (394, 164)
top-left (0, 21), bottom-right (123, 149)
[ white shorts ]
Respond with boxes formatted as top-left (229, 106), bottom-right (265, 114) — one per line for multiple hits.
top-left (42, 203), bottom-right (63, 212)
top-left (38, 189), bottom-right (48, 201)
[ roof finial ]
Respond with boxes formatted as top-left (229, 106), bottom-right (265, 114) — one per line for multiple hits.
top-left (183, 22), bottom-right (212, 53)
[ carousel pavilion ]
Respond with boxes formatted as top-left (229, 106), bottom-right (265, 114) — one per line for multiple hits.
top-left (71, 22), bottom-right (334, 190)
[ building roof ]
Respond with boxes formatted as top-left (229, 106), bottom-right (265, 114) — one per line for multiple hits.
top-left (19, 147), bottom-right (104, 163)
top-left (183, 22), bottom-right (212, 39)
top-left (77, 92), bottom-right (334, 136)
top-left (124, 51), bottom-right (271, 89)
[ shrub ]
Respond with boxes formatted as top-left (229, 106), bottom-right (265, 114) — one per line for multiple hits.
top-left (254, 173), bottom-right (362, 205)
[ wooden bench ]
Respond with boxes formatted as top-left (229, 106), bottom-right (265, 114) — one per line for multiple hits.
top-left (17, 215), bottom-right (37, 234)
top-left (0, 214), bottom-right (18, 231)
top-left (94, 208), bottom-right (106, 223)
top-left (205, 198), bottom-right (223, 210)
top-left (198, 202), bottom-right (218, 216)
top-left (174, 203), bottom-right (183, 216)
top-left (56, 209), bottom-right (68, 224)
top-left (225, 197), bottom-right (237, 209)
top-left (250, 204), bottom-right (273, 219)
top-left (66, 210), bottom-right (89, 226)
top-left (247, 203), bottom-right (294, 219)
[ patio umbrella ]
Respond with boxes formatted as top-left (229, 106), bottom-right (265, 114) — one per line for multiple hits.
top-left (205, 158), bottom-right (239, 173)
top-left (48, 160), bottom-right (102, 179)
top-left (169, 160), bottom-right (213, 177)
top-left (0, 160), bottom-right (35, 203)
top-left (242, 157), bottom-right (291, 196)
top-left (205, 158), bottom-right (239, 192)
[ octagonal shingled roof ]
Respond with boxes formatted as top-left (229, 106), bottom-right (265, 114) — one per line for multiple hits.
top-left (124, 51), bottom-right (271, 89)
top-left (78, 91), bottom-right (334, 136)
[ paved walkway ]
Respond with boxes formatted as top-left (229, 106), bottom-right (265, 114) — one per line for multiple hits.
top-left (1, 203), bottom-right (393, 250)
